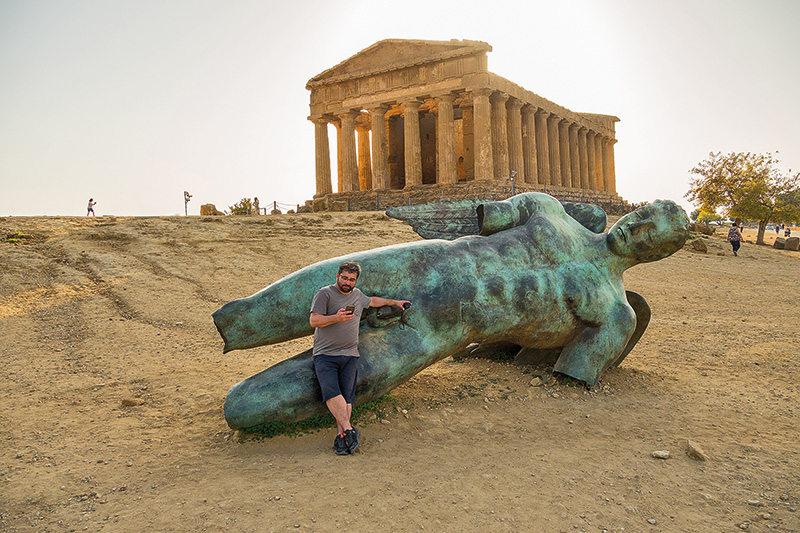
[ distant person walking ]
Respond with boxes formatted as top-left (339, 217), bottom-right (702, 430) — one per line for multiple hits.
top-left (785, 226), bottom-right (791, 238)
top-left (727, 222), bottom-right (743, 256)
top-left (87, 198), bottom-right (96, 216)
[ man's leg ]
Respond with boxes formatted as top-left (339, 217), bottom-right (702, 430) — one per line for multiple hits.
top-left (325, 394), bottom-right (352, 434)
top-left (314, 356), bottom-right (355, 454)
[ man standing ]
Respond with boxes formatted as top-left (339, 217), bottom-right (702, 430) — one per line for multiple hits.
top-left (309, 261), bottom-right (409, 455)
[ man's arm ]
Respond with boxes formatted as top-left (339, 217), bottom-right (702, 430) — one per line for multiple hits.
top-left (309, 309), bottom-right (356, 328)
top-left (369, 297), bottom-right (411, 309)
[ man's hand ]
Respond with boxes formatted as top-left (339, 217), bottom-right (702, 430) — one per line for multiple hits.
top-left (309, 309), bottom-right (356, 328)
top-left (335, 307), bottom-right (357, 322)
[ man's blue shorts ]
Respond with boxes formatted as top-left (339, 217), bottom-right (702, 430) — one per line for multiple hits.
top-left (313, 355), bottom-right (359, 403)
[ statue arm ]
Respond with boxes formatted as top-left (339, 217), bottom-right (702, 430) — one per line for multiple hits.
top-left (552, 301), bottom-right (636, 387)
top-left (477, 193), bottom-right (565, 236)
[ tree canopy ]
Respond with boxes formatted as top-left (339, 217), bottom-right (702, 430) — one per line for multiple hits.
top-left (686, 152), bottom-right (800, 244)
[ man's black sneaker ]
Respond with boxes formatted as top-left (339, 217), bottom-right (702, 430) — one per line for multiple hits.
top-left (344, 427), bottom-right (361, 453)
top-left (333, 434), bottom-right (349, 455)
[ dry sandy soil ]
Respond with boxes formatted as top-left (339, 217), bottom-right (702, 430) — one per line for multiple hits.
top-left (1, 212), bottom-right (798, 532)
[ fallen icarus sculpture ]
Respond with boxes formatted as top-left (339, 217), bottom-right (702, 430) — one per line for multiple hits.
top-left (212, 192), bottom-right (689, 429)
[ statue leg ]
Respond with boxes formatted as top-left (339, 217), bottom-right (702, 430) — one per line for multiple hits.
top-left (224, 322), bottom-right (467, 429)
top-left (608, 291), bottom-right (651, 368)
top-left (552, 303), bottom-right (636, 387)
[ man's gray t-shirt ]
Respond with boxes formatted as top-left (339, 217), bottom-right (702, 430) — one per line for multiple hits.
top-left (310, 285), bottom-right (371, 357)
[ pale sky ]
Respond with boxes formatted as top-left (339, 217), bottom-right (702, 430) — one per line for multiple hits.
top-left (1, 0), bottom-right (798, 216)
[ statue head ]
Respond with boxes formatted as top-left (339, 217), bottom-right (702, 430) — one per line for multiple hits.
top-left (607, 200), bottom-right (689, 263)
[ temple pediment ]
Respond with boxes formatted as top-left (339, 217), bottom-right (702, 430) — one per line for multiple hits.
top-left (307, 39), bottom-right (491, 87)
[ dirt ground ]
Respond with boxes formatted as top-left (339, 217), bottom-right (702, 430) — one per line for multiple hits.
top-left (1, 212), bottom-right (798, 532)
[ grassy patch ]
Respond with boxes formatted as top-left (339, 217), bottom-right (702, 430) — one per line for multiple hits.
top-left (4, 231), bottom-right (32, 244)
top-left (239, 394), bottom-right (398, 440)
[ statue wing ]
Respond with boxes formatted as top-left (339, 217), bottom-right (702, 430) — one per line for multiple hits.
top-left (385, 199), bottom-right (487, 240)
top-left (386, 195), bottom-right (608, 240)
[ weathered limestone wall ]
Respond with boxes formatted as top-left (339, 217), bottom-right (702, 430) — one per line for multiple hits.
top-left (310, 182), bottom-right (628, 215)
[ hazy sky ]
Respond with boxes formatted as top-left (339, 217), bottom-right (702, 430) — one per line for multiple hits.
top-left (1, 0), bottom-right (798, 216)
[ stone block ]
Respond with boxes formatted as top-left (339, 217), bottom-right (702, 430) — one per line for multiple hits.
top-left (773, 237), bottom-right (786, 249)
top-left (690, 223), bottom-right (714, 235)
top-left (690, 238), bottom-right (707, 253)
top-left (312, 197), bottom-right (328, 212)
top-left (200, 203), bottom-right (223, 215)
top-left (785, 237), bottom-right (800, 251)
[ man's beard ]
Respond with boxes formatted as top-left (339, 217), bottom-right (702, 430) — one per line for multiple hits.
top-left (337, 282), bottom-right (353, 293)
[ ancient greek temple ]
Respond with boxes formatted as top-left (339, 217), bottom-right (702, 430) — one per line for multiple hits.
top-left (307, 39), bottom-right (623, 211)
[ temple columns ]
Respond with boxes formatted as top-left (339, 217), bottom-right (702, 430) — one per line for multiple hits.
top-left (521, 105), bottom-right (537, 184)
top-left (601, 137), bottom-right (611, 192)
top-left (435, 93), bottom-right (458, 185)
top-left (490, 92), bottom-right (510, 180)
top-left (368, 105), bottom-right (390, 190)
top-left (311, 116), bottom-right (332, 196)
top-left (594, 133), bottom-right (604, 192)
top-left (607, 139), bottom-right (617, 193)
top-left (568, 123), bottom-right (580, 189)
top-left (470, 88), bottom-right (494, 181)
top-left (586, 131), bottom-right (597, 190)
top-left (578, 127), bottom-right (589, 190)
top-left (402, 99), bottom-right (423, 188)
top-left (507, 98), bottom-right (524, 182)
top-left (355, 116), bottom-right (372, 191)
top-left (558, 119), bottom-right (571, 188)
top-left (534, 109), bottom-right (550, 185)
top-left (546, 113), bottom-right (561, 186)
top-left (337, 110), bottom-right (359, 192)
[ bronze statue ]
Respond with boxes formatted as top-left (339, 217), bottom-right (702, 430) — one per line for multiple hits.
top-left (213, 193), bottom-right (689, 429)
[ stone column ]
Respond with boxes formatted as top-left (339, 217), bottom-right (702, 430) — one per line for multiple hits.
top-left (578, 127), bottom-right (589, 190)
top-left (558, 119), bottom-right (571, 188)
top-left (594, 133), bottom-right (604, 192)
top-left (338, 110), bottom-right (359, 192)
top-left (507, 98), bottom-right (524, 182)
top-left (356, 116), bottom-right (372, 191)
top-left (586, 131), bottom-right (597, 190)
top-left (470, 88), bottom-right (494, 181)
top-left (435, 93), bottom-right (457, 185)
top-left (601, 137), bottom-right (611, 192)
top-left (402, 99), bottom-right (423, 188)
top-left (490, 92), bottom-right (510, 180)
top-left (534, 109), bottom-right (550, 185)
top-left (568, 123), bottom-right (580, 189)
top-left (521, 105), bottom-right (537, 184)
top-left (608, 139), bottom-right (617, 193)
top-left (368, 105), bottom-right (390, 190)
top-left (334, 120), bottom-right (343, 192)
top-left (310, 116), bottom-right (332, 196)
top-left (547, 113), bottom-right (561, 187)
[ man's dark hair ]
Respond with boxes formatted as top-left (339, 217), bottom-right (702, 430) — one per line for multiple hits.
top-left (338, 261), bottom-right (361, 278)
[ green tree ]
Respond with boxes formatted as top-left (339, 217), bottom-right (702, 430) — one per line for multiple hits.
top-left (686, 152), bottom-right (800, 245)
top-left (691, 207), bottom-right (722, 224)
top-left (229, 198), bottom-right (253, 215)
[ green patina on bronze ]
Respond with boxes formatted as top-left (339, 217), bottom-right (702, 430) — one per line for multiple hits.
top-left (212, 192), bottom-right (689, 430)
